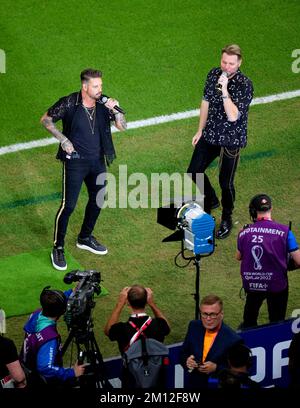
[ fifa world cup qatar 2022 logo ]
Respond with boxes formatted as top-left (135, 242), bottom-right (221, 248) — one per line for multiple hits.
top-left (251, 245), bottom-right (264, 270)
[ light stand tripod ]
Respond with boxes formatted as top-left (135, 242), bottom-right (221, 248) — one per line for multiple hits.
top-left (180, 240), bottom-right (209, 320)
top-left (158, 201), bottom-right (216, 320)
top-left (62, 316), bottom-right (111, 389)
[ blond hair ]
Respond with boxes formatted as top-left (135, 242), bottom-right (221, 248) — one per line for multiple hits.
top-left (221, 44), bottom-right (242, 60)
top-left (200, 294), bottom-right (223, 310)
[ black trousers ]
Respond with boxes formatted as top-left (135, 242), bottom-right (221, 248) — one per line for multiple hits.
top-left (53, 158), bottom-right (106, 248)
top-left (242, 287), bottom-right (289, 328)
top-left (187, 137), bottom-right (240, 218)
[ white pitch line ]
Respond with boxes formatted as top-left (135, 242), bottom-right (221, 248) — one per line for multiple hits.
top-left (1, 89), bottom-right (300, 157)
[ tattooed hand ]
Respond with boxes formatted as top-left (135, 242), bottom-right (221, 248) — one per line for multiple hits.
top-left (103, 98), bottom-right (127, 131)
top-left (61, 138), bottom-right (75, 154)
top-left (104, 97), bottom-right (120, 113)
top-left (40, 113), bottom-right (75, 153)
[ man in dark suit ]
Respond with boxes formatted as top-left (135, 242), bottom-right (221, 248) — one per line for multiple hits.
top-left (181, 294), bottom-right (242, 388)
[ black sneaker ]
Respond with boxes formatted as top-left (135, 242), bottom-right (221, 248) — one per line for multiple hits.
top-left (51, 247), bottom-right (67, 270)
top-left (216, 218), bottom-right (232, 239)
top-left (76, 236), bottom-right (108, 255)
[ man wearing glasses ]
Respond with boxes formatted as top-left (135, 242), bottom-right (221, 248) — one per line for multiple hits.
top-left (181, 294), bottom-right (242, 388)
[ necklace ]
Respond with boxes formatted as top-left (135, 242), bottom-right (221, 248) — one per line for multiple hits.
top-left (82, 104), bottom-right (96, 134)
top-left (82, 104), bottom-right (95, 120)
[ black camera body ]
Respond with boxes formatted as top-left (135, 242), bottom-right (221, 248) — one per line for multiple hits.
top-left (63, 270), bottom-right (101, 331)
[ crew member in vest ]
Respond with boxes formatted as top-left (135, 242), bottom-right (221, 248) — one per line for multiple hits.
top-left (41, 68), bottom-right (127, 271)
top-left (236, 194), bottom-right (300, 328)
top-left (21, 287), bottom-right (85, 386)
top-left (104, 285), bottom-right (170, 387)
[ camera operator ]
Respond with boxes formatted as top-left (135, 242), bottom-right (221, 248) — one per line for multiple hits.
top-left (20, 287), bottom-right (85, 387)
top-left (236, 194), bottom-right (300, 328)
top-left (104, 285), bottom-right (170, 386)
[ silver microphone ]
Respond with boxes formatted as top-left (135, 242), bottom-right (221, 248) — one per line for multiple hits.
top-left (216, 71), bottom-right (229, 92)
top-left (99, 95), bottom-right (125, 114)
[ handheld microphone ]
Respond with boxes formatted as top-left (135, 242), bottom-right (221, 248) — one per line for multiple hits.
top-left (99, 95), bottom-right (125, 114)
top-left (216, 71), bottom-right (229, 92)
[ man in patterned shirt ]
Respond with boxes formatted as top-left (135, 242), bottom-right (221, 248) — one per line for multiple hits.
top-left (187, 44), bottom-right (253, 239)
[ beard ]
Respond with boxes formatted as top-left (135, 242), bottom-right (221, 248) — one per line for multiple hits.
top-left (94, 92), bottom-right (102, 100)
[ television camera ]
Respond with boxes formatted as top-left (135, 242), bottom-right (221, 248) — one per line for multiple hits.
top-left (62, 269), bottom-right (111, 389)
top-left (63, 269), bottom-right (101, 331)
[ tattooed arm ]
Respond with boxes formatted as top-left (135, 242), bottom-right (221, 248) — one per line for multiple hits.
top-left (40, 113), bottom-right (74, 154)
top-left (103, 97), bottom-right (127, 131)
top-left (114, 112), bottom-right (127, 131)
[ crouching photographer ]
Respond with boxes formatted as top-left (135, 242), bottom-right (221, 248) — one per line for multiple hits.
top-left (20, 284), bottom-right (85, 388)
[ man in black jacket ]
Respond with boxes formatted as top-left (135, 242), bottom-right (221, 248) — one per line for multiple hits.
top-left (41, 68), bottom-right (126, 270)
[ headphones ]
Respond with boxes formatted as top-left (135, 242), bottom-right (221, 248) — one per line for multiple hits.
top-left (249, 194), bottom-right (272, 222)
top-left (40, 286), bottom-right (67, 317)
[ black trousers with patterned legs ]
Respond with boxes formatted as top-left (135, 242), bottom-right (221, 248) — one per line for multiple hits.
top-left (53, 158), bottom-right (106, 248)
top-left (187, 137), bottom-right (240, 219)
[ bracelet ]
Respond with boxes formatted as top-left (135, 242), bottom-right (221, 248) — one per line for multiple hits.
top-left (61, 138), bottom-right (68, 146)
top-left (222, 95), bottom-right (229, 99)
